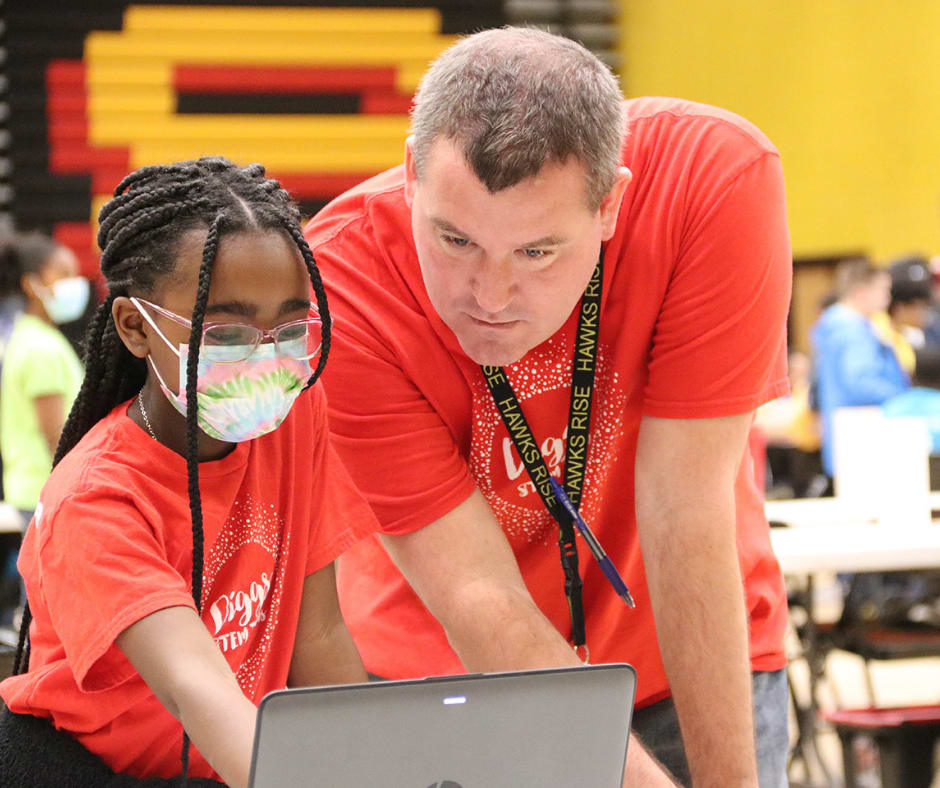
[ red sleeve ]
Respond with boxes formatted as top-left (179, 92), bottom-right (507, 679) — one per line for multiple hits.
top-left (35, 493), bottom-right (196, 692)
top-left (642, 152), bottom-right (791, 417)
top-left (303, 383), bottom-right (382, 574)
top-left (311, 224), bottom-right (477, 536)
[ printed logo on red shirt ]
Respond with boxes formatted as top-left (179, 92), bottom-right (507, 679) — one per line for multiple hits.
top-left (201, 493), bottom-right (290, 695)
top-left (468, 333), bottom-right (626, 549)
top-left (208, 571), bottom-right (272, 652)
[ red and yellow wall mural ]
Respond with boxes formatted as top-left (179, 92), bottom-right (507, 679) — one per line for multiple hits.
top-left (22, 4), bottom-right (489, 278)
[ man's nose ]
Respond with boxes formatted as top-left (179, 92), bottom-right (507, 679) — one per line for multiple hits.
top-left (471, 255), bottom-right (515, 314)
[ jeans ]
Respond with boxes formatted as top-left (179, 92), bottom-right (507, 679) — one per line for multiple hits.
top-left (632, 668), bottom-right (789, 787)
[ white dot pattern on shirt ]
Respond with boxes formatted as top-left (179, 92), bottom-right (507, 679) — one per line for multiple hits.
top-left (468, 335), bottom-right (627, 547)
top-left (200, 494), bottom-right (290, 696)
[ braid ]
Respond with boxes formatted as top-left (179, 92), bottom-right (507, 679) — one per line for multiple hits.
top-left (280, 220), bottom-right (331, 386)
top-left (97, 180), bottom-right (202, 243)
top-left (13, 158), bottom-right (332, 788)
top-left (185, 217), bottom-right (219, 614)
top-left (11, 606), bottom-right (31, 676)
top-left (178, 216), bottom-right (220, 784)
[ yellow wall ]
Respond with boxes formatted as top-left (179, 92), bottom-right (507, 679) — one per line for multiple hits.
top-left (620, 1), bottom-right (940, 261)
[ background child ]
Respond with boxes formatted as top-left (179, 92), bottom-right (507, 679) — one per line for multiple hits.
top-left (0, 158), bottom-right (377, 788)
top-left (0, 232), bottom-right (85, 626)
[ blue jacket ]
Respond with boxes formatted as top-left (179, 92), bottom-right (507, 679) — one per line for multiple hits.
top-left (812, 303), bottom-right (909, 475)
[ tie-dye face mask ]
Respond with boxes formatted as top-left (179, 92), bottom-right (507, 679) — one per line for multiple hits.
top-left (135, 301), bottom-right (311, 442)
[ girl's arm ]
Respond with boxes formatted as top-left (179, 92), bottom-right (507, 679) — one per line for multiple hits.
top-left (32, 392), bottom-right (67, 455)
top-left (287, 561), bottom-right (369, 687)
top-left (116, 605), bottom-right (256, 788)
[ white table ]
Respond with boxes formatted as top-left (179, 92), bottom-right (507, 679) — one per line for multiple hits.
top-left (770, 524), bottom-right (940, 574)
top-left (0, 503), bottom-right (22, 534)
top-left (765, 492), bottom-right (940, 530)
top-left (765, 497), bottom-right (875, 528)
top-left (765, 505), bottom-right (940, 787)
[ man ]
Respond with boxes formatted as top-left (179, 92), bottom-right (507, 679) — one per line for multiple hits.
top-left (812, 258), bottom-right (908, 479)
top-left (306, 28), bottom-right (791, 787)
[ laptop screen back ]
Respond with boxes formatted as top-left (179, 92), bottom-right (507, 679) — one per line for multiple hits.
top-left (249, 664), bottom-right (636, 788)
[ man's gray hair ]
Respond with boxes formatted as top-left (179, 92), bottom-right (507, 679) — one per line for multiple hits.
top-left (410, 27), bottom-right (626, 211)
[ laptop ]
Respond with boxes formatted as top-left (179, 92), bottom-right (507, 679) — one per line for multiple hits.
top-left (248, 663), bottom-right (636, 788)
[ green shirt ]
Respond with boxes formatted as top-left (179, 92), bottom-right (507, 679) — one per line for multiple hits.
top-left (0, 315), bottom-right (83, 509)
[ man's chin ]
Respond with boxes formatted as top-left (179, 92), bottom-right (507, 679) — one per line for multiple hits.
top-left (457, 335), bottom-right (527, 368)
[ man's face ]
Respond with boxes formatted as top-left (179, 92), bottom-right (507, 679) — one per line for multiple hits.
top-left (859, 272), bottom-right (892, 318)
top-left (893, 298), bottom-right (930, 330)
top-left (406, 137), bottom-right (630, 366)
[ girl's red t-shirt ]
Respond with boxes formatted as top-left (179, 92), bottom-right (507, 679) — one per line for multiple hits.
top-left (0, 384), bottom-right (377, 779)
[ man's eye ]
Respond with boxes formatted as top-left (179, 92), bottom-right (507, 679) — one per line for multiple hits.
top-left (443, 235), bottom-right (471, 248)
top-left (521, 248), bottom-right (551, 260)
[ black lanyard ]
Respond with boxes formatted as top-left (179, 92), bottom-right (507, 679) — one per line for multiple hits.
top-left (481, 253), bottom-right (603, 648)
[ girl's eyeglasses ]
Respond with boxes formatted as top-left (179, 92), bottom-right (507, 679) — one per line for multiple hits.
top-left (132, 297), bottom-right (322, 363)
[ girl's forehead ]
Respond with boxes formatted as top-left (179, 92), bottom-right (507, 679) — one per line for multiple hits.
top-left (160, 227), bottom-right (308, 312)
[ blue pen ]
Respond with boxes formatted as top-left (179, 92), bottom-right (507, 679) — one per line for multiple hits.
top-left (548, 476), bottom-right (636, 609)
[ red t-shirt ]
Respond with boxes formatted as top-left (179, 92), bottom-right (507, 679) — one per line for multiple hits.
top-left (0, 384), bottom-right (377, 780)
top-left (305, 97), bottom-right (792, 707)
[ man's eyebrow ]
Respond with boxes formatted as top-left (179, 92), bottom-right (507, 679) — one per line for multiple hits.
top-left (431, 218), bottom-right (565, 248)
top-left (430, 217), bottom-right (469, 236)
top-left (519, 234), bottom-right (566, 247)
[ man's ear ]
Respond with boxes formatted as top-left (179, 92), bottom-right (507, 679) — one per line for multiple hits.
top-left (403, 135), bottom-right (417, 207)
top-left (598, 167), bottom-right (632, 241)
top-left (112, 297), bottom-right (151, 359)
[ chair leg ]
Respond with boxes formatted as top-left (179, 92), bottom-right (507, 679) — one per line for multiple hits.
top-left (862, 658), bottom-right (878, 708)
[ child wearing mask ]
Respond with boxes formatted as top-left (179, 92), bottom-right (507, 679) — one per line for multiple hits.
top-left (0, 158), bottom-right (377, 787)
top-left (0, 232), bottom-right (86, 520)
top-left (0, 233), bottom-right (86, 625)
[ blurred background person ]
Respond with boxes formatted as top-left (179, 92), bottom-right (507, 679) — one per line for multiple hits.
top-left (811, 258), bottom-right (908, 483)
top-left (755, 350), bottom-right (826, 498)
top-left (0, 232), bottom-right (86, 626)
top-left (920, 254), bottom-right (940, 349)
top-left (873, 255), bottom-right (933, 373)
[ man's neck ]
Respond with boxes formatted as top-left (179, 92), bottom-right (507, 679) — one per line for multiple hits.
top-left (839, 298), bottom-right (872, 320)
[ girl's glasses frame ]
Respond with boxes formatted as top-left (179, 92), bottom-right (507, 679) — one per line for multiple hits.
top-left (133, 297), bottom-right (322, 363)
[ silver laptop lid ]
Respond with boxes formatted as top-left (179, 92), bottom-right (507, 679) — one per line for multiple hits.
top-left (249, 664), bottom-right (636, 788)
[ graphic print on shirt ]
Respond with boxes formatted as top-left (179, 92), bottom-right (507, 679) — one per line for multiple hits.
top-left (469, 332), bottom-right (627, 549)
top-left (200, 493), bottom-right (289, 696)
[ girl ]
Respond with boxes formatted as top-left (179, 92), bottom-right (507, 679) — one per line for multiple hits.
top-left (0, 233), bottom-right (85, 624)
top-left (0, 158), bottom-right (377, 787)
top-left (0, 233), bottom-right (85, 518)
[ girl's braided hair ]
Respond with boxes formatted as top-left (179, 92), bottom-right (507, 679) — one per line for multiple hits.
top-left (11, 157), bottom-right (331, 784)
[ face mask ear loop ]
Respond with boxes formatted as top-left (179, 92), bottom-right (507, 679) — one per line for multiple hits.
top-left (129, 297), bottom-right (183, 359)
top-left (130, 297), bottom-right (184, 397)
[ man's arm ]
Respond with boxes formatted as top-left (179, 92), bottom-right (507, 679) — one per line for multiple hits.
top-left (635, 411), bottom-right (759, 788)
top-left (380, 489), bottom-right (678, 787)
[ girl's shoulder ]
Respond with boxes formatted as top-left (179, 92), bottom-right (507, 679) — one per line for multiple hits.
top-left (40, 402), bottom-right (172, 513)
top-left (5, 315), bottom-right (73, 365)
